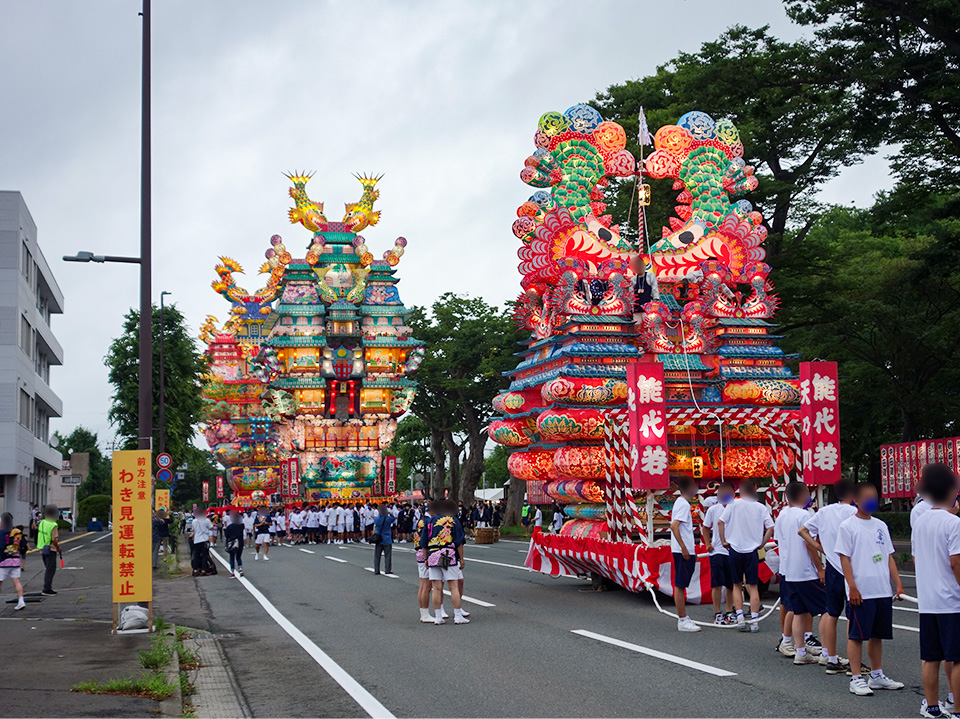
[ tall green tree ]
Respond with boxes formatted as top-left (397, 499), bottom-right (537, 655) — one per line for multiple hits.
top-left (52, 426), bottom-right (112, 500)
top-left (105, 303), bottom-right (207, 466)
top-left (409, 294), bottom-right (523, 503)
top-left (173, 446), bottom-right (220, 508)
top-left (384, 415), bottom-right (431, 494)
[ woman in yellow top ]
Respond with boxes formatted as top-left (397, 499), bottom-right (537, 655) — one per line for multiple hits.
top-left (37, 505), bottom-right (61, 596)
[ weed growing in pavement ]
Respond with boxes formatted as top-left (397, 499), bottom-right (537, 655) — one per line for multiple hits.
top-left (153, 617), bottom-right (170, 633)
top-left (72, 673), bottom-right (175, 700)
top-left (178, 672), bottom-right (193, 697)
top-left (175, 626), bottom-right (190, 641)
top-left (139, 634), bottom-right (175, 671)
top-left (176, 640), bottom-right (199, 670)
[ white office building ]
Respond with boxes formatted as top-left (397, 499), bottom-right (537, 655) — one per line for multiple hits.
top-left (0, 191), bottom-right (64, 524)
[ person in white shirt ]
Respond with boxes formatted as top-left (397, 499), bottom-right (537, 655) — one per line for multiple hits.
top-left (242, 510), bottom-right (255, 548)
top-left (670, 478), bottom-right (701, 633)
top-left (345, 503), bottom-right (356, 542)
top-left (718, 479), bottom-right (774, 632)
top-left (912, 463), bottom-right (960, 718)
top-left (774, 482), bottom-right (825, 666)
top-left (702, 482), bottom-right (736, 626)
top-left (800, 478), bottom-right (857, 673)
top-left (189, 508), bottom-right (214, 577)
top-left (551, 506), bottom-right (564, 534)
top-left (533, 507), bottom-right (543, 529)
top-left (305, 506), bottom-right (319, 544)
top-left (335, 503), bottom-right (346, 544)
top-left (275, 510), bottom-right (287, 545)
top-left (289, 506), bottom-right (303, 544)
top-left (835, 483), bottom-right (905, 697)
top-left (316, 505), bottom-right (328, 544)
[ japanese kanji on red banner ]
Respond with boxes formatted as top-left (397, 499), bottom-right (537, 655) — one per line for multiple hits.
top-left (799, 361), bottom-right (841, 485)
top-left (216, 475), bottom-right (224, 499)
top-left (384, 456), bottom-right (397, 495)
top-left (280, 461), bottom-right (290, 497)
top-left (202, 480), bottom-right (209, 502)
top-left (287, 458), bottom-right (300, 498)
top-left (626, 361), bottom-right (670, 490)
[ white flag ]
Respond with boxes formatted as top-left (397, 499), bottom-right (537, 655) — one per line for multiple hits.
top-left (638, 107), bottom-right (654, 146)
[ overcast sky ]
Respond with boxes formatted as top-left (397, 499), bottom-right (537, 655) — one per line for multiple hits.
top-left (0, 0), bottom-right (891, 449)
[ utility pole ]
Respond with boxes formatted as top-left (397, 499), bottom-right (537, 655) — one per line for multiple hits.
top-left (138, 0), bottom-right (153, 453)
top-left (159, 291), bottom-right (171, 455)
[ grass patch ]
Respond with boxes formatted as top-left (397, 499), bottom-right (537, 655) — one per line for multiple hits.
top-left (153, 617), bottom-right (170, 633)
top-left (72, 673), bottom-right (175, 700)
top-left (175, 626), bottom-right (190, 641)
top-left (177, 640), bottom-right (199, 670)
top-left (139, 634), bottom-right (175, 671)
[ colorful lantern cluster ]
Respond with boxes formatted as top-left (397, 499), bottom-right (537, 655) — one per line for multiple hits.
top-left (200, 174), bottom-right (422, 505)
top-left (492, 104), bottom-right (805, 545)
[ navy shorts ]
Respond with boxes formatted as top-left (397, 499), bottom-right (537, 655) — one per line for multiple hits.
top-left (783, 579), bottom-right (826, 616)
top-left (846, 597), bottom-right (893, 641)
top-left (319, 526), bottom-right (328, 536)
top-left (778, 575), bottom-right (792, 612)
top-left (920, 613), bottom-right (960, 662)
top-left (824, 563), bottom-right (846, 618)
top-left (730, 549), bottom-right (760, 586)
top-left (673, 552), bottom-right (697, 590)
top-left (709, 554), bottom-right (734, 589)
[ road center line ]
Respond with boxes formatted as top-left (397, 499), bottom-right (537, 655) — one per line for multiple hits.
top-left (441, 590), bottom-right (495, 608)
top-left (90, 532), bottom-right (113, 543)
top-left (209, 549), bottom-right (393, 719)
top-left (325, 556), bottom-right (348, 563)
top-left (68, 546), bottom-right (82, 552)
top-left (299, 548), bottom-right (316, 554)
top-left (573, 629), bottom-right (737, 677)
top-left (464, 557), bottom-right (531, 571)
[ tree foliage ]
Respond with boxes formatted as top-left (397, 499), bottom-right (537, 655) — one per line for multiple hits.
top-left (408, 294), bottom-right (523, 503)
top-left (52, 426), bottom-right (112, 500)
top-left (105, 303), bottom-right (206, 465)
top-left (384, 415), bottom-right (431, 492)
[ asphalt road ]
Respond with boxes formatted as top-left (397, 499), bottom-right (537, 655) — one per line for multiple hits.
top-left (195, 537), bottom-right (926, 718)
top-left (14, 532), bottom-right (929, 718)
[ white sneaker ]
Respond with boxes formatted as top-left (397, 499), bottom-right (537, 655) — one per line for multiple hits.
top-left (849, 677), bottom-right (874, 696)
top-left (434, 617), bottom-right (445, 625)
top-left (793, 652), bottom-right (818, 665)
top-left (15, 598), bottom-right (25, 610)
top-left (263, 556), bottom-right (270, 561)
top-left (677, 616), bottom-right (701, 632)
top-left (737, 617), bottom-right (748, 632)
top-left (254, 553), bottom-right (260, 560)
top-left (944, 700), bottom-right (955, 713)
top-left (419, 612), bottom-right (433, 624)
top-left (921, 700), bottom-right (946, 718)
top-left (454, 615), bottom-right (470, 625)
top-left (868, 673), bottom-right (904, 690)
top-left (778, 639), bottom-right (796, 657)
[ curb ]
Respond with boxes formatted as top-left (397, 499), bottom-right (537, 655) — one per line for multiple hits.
top-left (158, 625), bottom-right (182, 718)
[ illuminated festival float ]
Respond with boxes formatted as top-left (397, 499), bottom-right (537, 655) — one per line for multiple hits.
top-left (491, 105), bottom-right (840, 601)
top-left (200, 174), bottom-right (423, 506)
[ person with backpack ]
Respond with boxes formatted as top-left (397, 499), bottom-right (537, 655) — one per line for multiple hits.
top-left (37, 505), bottom-right (61, 596)
top-left (0, 513), bottom-right (27, 610)
top-left (224, 509), bottom-right (245, 578)
top-left (420, 500), bottom-right (469, 625)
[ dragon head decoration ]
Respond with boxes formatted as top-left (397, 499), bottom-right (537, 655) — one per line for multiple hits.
top-left (343, 174), bottom-right (382, 232)
top-left (513, 104), bottom-right (637, 293)
top-left (285, 172), bottom-right (327, 232)
top-left (644, 111), bottom-right (766, 283)
top-left (210, 235), bottom-right (290, 324)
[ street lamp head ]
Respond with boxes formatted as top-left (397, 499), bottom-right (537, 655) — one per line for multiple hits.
top-left (161, 291), bottom-right (172, 297)
top-left (63, 251), bottom-right (105, 263)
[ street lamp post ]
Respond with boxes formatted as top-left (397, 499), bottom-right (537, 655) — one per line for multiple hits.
top-left (159, 291), bottom-right (171, 455)
top-left (63, 0), bottom-right (152, 452)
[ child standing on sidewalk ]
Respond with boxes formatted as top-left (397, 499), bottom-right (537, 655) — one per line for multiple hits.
top-left (835, 483), bottom-right (905, 697)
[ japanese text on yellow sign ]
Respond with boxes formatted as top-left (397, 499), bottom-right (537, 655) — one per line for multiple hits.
top-left (155, 489), bottom-right (170, 512)
top-left (112, 450), bottom-right (152, 603)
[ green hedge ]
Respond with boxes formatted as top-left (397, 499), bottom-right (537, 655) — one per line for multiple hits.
top-left (875, 512), bottom-right (911, 539)
top-left (78, 494), bottom-right (111, 526)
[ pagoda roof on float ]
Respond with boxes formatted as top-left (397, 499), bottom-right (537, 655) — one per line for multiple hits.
top-left (717, 345), bottom-right (785, 359)
top-left (363, 377), bottom-right (418, 389)
top-left (266, 335), bottom-right (329, 348)
top-left (362, 336), bottom-right (423, 348)
top-left (713, 318), bottom-right (780, 328)
top-left (327, 299), bottom-right (359, 319)
top-left (659, 354), bottom-right (712, 371)
top-left (274, 304), bottom-right (325, 317)
top-left (360, 304), bottom-right (412, 316)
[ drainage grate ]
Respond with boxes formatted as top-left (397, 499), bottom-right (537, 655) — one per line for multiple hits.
top-left (183, 632), bottom-right (238, 640)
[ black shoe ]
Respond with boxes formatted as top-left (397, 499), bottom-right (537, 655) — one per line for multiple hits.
top-left (373, 571), bottom-right (380, 575)
top-left (41, 590), bottom-right (57, 596)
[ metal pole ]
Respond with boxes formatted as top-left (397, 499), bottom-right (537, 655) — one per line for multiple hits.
top-left (138, 0), bottom-right (152, 453)
top-left (159, 292), bottom-right (170, 455)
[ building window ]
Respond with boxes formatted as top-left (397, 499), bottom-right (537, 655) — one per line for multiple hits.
top-left (21, 241), bottom-right (31, 279)
top-left (19, 389), bottom-right (33, 428)
top-left (20, 315), bottom-right (32, 359)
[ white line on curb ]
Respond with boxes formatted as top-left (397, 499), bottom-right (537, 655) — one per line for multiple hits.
top-left (572, 629), bottom-right (737, 677)
top-left (325, 556), bottom-right (348, 563)
top-left (90, 532), bottom-right (112, 543)
top-left (442, 590), bottom-right (495, 608)
top-left (298, 548), bottom-right (315, 554)
top-left (209, 549), bottom-right (394, 718)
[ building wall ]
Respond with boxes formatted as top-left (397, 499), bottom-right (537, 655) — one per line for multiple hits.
top-left (0, 191), bottom-right (64, 525)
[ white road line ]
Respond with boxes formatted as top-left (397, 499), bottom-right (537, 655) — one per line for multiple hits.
top-left (900, 572), bottom-right (915, 577)
top-left (299, 548), bottom-right (316, 554)
top-left (838, 615), bottom-right (919, 633)
top-left (442, 590), bottom-right (495, 608)
top-left (68, 546), bottom-right (82, 552)
top-left (464, 557), bottom-right (531, 571)
top-left (573, 629), bottom-right (737, 677)
top-left (894, 605), bottom-right (919, 614)
top-left (208, 549), bottom-right (393, 718)
top-left (90, 532), bottom-right (112, 543)
top-left (364, 568), bottom-right (399, 578)
top-left (325, 556), bottom-right (348, 563)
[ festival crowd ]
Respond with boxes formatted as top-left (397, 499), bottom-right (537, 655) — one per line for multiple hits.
top-left (670, 463), bottom-right (960, 716)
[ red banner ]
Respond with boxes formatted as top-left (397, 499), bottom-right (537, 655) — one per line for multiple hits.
top-left (288, 458), bottom-right (299, 498)
top-left (216, 475), bottom-right (224, 499)
top-left (384, 456), bottom-right (397, 495)
top-left (202, 480), bottom-right (209, 502)
top-left (799, 361), bottom-right (841, 485)
top-left (626, 361), bottom-right (669, 490)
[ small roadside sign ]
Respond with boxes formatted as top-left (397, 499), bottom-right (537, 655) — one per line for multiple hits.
top-left (157, 468), bottom-right (173, 483)
top-left (156, 453), bottom-right (173, 469)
